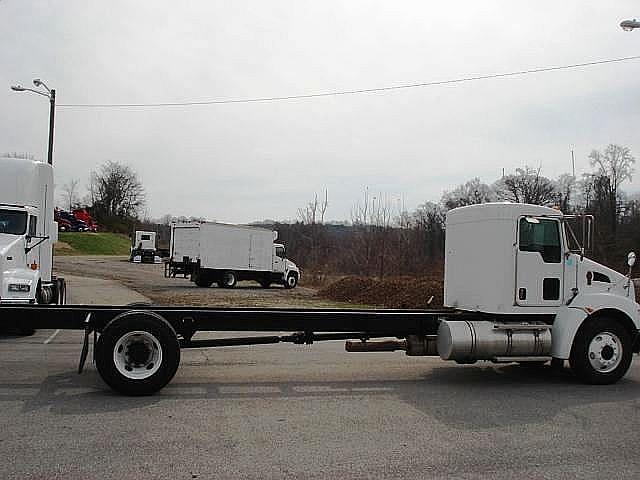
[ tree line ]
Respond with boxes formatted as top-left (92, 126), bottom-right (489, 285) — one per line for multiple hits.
top-left (56, 143), bottom-right (637, 276)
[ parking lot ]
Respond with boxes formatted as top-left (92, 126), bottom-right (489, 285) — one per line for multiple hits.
top-left (0, 270), bottom-right (639, 479)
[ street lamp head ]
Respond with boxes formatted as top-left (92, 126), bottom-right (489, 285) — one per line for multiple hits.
top-left (10, 85), bottom-right (25, 92)
top-left (620, 19), bottom-right (640, 31)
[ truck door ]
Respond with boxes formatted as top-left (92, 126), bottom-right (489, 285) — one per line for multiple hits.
top-left (515, 217), bottom-right (564, 307)
top-left (273, 245), bottom-right (285, 274)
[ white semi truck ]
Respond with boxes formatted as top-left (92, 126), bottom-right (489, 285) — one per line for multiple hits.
top-left (0, 157), bottom-right (65, 332)
top-left (130, 230), bottom-right (161, 264)
top-left (1, 176), bottom-right (638, 393)
top-left (167, 222), bottom-right (300, 289)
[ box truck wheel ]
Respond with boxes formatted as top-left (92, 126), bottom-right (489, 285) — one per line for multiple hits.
top-left (284, 272), bottom-right (298, 289)
top-left (194, 275), bottom-right (213, 288)
top-left (95, 311), bottom-right (180, 396)
top-left (219, 271), bottom-right (237, 288)
top-left (569, 317), bottom-right (633, 385)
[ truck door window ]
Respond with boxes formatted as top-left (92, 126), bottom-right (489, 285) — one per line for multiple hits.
top-left (519, 218), bottom-right (561, 263)
top-left (275, 246), bottom-right (285, 258)
top-left (0, 209), bottom-right (27, 235)
top-left (28, 216), bottom-right (37, 236)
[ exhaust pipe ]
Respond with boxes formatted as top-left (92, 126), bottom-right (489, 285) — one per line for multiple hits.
top-left (345, 335), bottom-right (438, 356)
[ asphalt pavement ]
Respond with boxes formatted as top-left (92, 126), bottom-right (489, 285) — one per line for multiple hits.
top-left (1, 276), bottom-right (639, 479)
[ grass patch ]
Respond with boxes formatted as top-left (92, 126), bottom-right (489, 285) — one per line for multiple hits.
top-left (55, 232), bottom-right (131, 255)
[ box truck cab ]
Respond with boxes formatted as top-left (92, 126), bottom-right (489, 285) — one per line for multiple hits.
top-left (0, 156), bottom-right (63, 308)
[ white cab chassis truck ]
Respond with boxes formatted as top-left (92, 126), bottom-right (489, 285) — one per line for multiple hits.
top-left (0, 157), bottom-right (65, 331)
top-left (130, 230), bottom-right (161, 264)
top-left (188, 222), bottom-right (300, 289)
top-left (3, 202), bottom-right (638, 395)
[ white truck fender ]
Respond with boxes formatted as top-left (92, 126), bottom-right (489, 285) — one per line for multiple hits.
top-left (552, 293), bottom-right (640, 359)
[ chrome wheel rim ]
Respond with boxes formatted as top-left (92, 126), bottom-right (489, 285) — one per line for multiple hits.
top-left (113, 331), bottom-right (162, 379)
top-left (588, 331), bottom-right (621, 373)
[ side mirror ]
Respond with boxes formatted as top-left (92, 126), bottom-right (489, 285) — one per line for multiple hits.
top-left (628, 251), bottom-right (636, 268)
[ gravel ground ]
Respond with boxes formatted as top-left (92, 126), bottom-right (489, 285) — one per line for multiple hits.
top-left (53, 255), bottom-right (355, 308)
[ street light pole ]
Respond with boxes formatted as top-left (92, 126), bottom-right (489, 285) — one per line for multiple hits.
top-left (47, 89), bottom-right (56, 166)
top-left (10, 78), bottom-right (56, 166)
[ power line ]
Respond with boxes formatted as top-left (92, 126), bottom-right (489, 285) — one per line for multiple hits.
top-left (58, 54), bottom-right (640, 109)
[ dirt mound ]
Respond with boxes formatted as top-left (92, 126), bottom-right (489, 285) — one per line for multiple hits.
top-left (318, 274), bottom-right (444, 309)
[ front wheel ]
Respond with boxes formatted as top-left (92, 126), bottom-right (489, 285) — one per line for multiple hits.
top-left (95, 311), bottom-right (180, 395)
top-left (569, 317), bottom-right (633, 385)
top-left (284, 272), bottom-right (298, 289)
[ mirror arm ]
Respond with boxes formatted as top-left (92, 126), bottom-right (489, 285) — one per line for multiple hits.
top-left (24, 235), bottom-right (50, 254)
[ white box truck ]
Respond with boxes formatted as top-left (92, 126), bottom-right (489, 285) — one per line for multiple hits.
top-left (188, 222), bottom-right (300, 289)
top-left (0, 156), bottom-right (65, 329)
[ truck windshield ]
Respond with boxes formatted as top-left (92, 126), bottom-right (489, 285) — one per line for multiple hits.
top-left (0, 209), bottom-right (28, 235)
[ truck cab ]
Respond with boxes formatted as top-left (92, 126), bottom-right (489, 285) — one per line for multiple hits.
top-left (273, 243), bottom-right (300, 288)
top-left (0, 156), bottom-right (61, 307)
top-left (442, 202), bottom-right (639, 383)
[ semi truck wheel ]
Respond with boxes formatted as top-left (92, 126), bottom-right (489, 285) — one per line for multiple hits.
top-left (259, 280), bottom-right (271, 288)
top-left (95, 311), bottom-right (180, 396)
top-left (569, 317), bottom-right (633, 385)
top-left (284, 272), bottom-right (298, 289)
top-left (219, 271), bottom-right (237, 288)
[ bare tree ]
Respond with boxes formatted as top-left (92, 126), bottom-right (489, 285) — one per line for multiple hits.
top-left (297, 189), bottom-right (328, 225)
top-left (441, 177), bottom-right (494, 210)
top-left (589, 144), bottom-right (635, 233)
top-left (494, 166), bottom-right (557, 205)
top-left (89, 161), bottom-right (145, 219)
top-left (61, 179), bottom-right (80, 211)
top-left (555, 173), bottom-right (576, 213)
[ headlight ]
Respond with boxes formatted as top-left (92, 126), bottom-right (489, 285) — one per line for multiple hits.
top-left (8, 283), bottom-right (30, 292)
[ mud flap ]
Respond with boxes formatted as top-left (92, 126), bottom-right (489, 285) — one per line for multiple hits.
top-left (77, 313), bottom-right (93, 374)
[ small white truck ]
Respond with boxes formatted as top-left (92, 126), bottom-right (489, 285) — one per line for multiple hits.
top-left (169, 222), bottom-right (300, 288)
top-left (130, 230), bottom-right (161, 264)
top-left (0, 157), bottom-right (65, 320)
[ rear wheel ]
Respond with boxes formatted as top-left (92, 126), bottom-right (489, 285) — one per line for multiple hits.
top-left (569, 317), bottom-right (632, 385)
top-left (219, 271), bottom-right (237, 288)
top-left (259, 279), bottom-right (271, 288)
top-left (95, 311), bottom-right (180, 395)
top-left (194, 272), bottom-right (213, 288)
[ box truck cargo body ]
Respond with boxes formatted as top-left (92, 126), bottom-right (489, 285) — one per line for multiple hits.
top-left (166, 223), bottom-right (201, 277)
top-left (186, 222), bottom-right (300, 288)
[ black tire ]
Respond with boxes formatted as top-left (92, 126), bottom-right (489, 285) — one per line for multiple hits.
top-left (569, 317), bottom-right (633, 385)
top-left (219, 271), bottom-right (237, 288)
top-left (194, 274), bottom-right (213, 288)
top-left (284, 272), bottom-right (298, 289)
top-left (95, 311), bottom-right (180, 396)
top-left (259, 279), bottom-right (271, 289)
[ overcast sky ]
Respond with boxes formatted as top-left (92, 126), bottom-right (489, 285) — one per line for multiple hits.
top-left (2, 1), bottom-right (639, 222)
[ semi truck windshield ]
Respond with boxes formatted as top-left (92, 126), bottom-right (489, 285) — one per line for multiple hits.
top-left (0, 209), bottom-right (27, 235)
